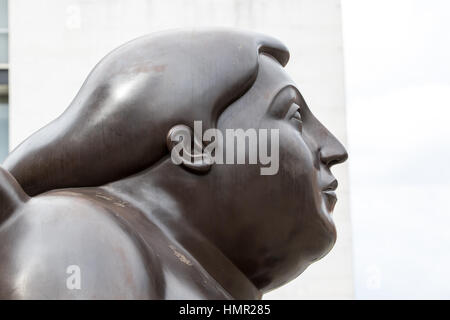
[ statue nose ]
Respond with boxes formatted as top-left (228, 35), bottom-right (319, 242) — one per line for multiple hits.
top-left (319, 138), bottom-right (348, 167)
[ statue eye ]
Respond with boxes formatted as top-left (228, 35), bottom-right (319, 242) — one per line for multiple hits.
top-left (286, 102), bottom-right (303, 130)
top-left (291, 110), bottom-right (302, 122)
top-left (289, 105), bottom-right (303, 132)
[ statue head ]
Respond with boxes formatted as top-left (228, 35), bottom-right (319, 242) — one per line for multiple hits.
top-left (190, 53), bottom-right (348, 291)
top-left (4, 29), bottom-right (348, 293)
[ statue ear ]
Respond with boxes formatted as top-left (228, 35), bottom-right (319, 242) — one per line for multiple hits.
top-left (166, 125), bottom-right (212, 173)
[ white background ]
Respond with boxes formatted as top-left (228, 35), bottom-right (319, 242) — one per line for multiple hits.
top-left (342, 0), bottom-right (450, 298)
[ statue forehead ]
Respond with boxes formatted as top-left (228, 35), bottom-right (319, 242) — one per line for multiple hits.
top-left (238, 55), bottom-right (297, 112)
top-left (218, 55), bottom-right (297, 126)
top-left (260, 54), bottom-right (295, 87)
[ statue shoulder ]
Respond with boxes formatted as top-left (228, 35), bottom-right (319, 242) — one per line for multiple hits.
top-left (0, 191), bottom-right (164, 299)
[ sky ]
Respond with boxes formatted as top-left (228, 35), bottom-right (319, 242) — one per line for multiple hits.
top-left (342, 0), bottom-right (450, 298)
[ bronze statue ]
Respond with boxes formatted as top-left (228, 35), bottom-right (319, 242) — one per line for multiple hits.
top-left (0, 29), bottom-right (347, 299)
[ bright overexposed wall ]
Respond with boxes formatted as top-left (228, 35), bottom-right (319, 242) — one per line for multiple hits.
top-left (9, 0), bottom-right (352, 299)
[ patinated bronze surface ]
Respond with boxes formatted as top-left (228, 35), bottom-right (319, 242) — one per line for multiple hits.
top-left (0, 29), bottom-right (347, 299)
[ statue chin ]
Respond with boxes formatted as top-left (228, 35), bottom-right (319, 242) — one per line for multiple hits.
top-left (0, 29), bottom-right (347, 300)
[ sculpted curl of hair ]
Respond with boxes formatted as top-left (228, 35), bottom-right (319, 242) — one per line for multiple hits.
top-left (4, 29), bottom-right (289, 196)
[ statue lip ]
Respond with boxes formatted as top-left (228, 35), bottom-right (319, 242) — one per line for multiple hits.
top-left (322, 180), bottom-right (338, 212)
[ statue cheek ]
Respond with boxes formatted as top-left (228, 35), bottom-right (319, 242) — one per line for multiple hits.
top-left (278, 136), bottom-right (316, 178)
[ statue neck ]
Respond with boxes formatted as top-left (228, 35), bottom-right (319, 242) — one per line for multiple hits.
top-left (103, 158), bottom-right (262, 299)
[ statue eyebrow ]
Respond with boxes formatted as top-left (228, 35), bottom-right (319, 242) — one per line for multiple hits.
top-left (268, 85), bottom-right (302, 117)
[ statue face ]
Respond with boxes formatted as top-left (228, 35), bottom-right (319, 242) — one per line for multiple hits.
top-left (210, 54), bottom-right (348, 291)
